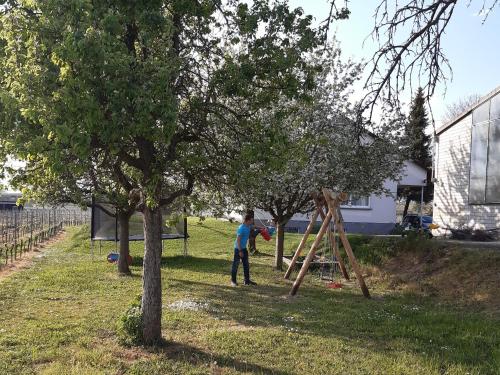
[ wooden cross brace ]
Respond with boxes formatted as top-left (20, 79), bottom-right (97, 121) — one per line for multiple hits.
top-left (287, 188), bottom-right (370, 298)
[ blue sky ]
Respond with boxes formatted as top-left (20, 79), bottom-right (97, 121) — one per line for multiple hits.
top-left (289, 0), bottom-right (500, 126)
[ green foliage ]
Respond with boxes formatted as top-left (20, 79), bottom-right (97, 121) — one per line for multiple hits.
top-left (0, 1), bottom-right (330, 341)
top-left (399, 87), bottom-right (433, 207)
top-left (340, 235), bottom-right (395, 266)
top-left (117, 295), bottom-right (143, 346)
top-left (0, 0), bottom-right (330, 212)
top-left (339, 233), bottom-right (440, 266)
top-left (397, 231), bottom-right (435, 253)
top-left (215, 46), bottom-right (403, 227)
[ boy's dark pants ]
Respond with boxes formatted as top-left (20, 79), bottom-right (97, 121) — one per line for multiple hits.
top-left (231, 248), bottom-right (250, 283)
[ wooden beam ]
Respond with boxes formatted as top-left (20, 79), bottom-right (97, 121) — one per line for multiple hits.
top-left (312, 194), bottom-right (350, 281)
top-left (289, 211), bottom-right (332, 296)
top-left (284, 209), bottom-right (319, 280)
top-left (322, 188), bottom-right (370, 299)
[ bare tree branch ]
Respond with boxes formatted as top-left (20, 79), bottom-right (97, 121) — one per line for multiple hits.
top-left (323, 0), bottom-right (498, 119)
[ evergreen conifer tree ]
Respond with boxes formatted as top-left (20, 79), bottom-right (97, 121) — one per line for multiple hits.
top-left (400, 87), bottom-right (433, 219)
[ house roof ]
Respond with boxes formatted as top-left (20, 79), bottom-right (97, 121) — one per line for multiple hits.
top-left (436, 85), bottom-right (500, 135)
top-left (0, 192), bottom-right (22, 204)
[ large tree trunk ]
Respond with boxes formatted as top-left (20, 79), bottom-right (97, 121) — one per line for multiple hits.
top-left (274, 221), bottom-right (286, 271)
top-left (141, 206), bottom-right (163, 345)
top-left (117, 211), bottom-right (131, 275)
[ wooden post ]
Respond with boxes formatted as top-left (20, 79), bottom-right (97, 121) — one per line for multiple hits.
top-left (14, 210), bottom-right (17, 259)
top-left (284, 209), bottom-right (319, 280)
top-left (312, 195), bottom-right (350, 281)
top-left (290, 211), bottom-right (333, 296)
top-left (30, 211), bottom-right (33, 252)
top-left (322, 189), bottom-right (370, 299)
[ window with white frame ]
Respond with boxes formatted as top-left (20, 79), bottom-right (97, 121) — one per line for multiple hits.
top-left (341, 194), bottom-right (370, 208)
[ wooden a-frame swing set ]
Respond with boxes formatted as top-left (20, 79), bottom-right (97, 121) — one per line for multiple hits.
top-left (284, 188), bottom-right (370, 298)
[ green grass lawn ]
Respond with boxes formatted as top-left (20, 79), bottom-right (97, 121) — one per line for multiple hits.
top-left (0, 218), bottom-right (499, 374)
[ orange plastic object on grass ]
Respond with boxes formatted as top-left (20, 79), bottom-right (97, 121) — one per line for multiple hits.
top-left (260, 227), bottom-right (271, 241)
top-left (326, 282), bottom-right (342, 289)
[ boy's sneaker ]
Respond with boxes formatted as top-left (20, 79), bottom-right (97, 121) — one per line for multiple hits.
top-left (231, 281), bottom-right (238, 287)
top-left (244, 280), bottom-right (257, 286)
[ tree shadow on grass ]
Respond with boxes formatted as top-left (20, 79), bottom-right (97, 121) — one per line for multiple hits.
top-left (131, 255), bottom-right (234, 274)
top-left (146, 340), bottom-right (291, 375)
top-left (165, 277), bottom-right (498, 373)
top-left (132, 253), bottom-right (277, 273)
top-left (129, 254), bottom-right (497, 372)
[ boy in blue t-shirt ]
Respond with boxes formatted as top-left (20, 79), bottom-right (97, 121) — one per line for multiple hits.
top-left (231, 213), bottom-right (257, 286)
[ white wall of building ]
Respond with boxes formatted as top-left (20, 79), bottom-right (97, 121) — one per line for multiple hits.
top-left (241, 161), bottom-right (427, 234)
top-left (400, 161), bottom-right (427, 187)
top-left (434, 114), bottom-right (500, 231)
top-left (254, 179), bottom-right (399, 234)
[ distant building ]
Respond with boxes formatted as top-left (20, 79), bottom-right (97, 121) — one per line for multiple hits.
top-left (0, 192), bottom-right (23, 210)
top-left (433, 85), bottom-right (500, 232)
top-left (252, 161), bottom-right (427, 235)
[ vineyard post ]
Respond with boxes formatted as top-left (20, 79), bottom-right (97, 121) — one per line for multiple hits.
top-left (14, 210), bottom-right (17, 259)
top-left (6, 211), bottom-right (10, 243)
top-left (30, 211), bottom-right (34, 251)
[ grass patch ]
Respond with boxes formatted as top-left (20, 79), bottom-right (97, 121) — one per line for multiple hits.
top-left (0, 218), bottom-right (498, 374)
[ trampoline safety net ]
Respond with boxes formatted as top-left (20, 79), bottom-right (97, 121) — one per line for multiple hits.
top-left (91, 203), bottom-right (187, 241)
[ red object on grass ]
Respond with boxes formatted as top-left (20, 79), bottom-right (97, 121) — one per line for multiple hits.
top-left (326, 282), bottom-right (343, 289)
top-left (260, 227), bottom-right (271, 241)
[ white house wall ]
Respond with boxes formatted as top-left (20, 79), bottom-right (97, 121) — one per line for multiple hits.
top-left (434, 114), bottom-right (500, 231)
top-left (254, 180), bottom-right (398, 234)
top-left (400, 161), bottom-right (427, 186)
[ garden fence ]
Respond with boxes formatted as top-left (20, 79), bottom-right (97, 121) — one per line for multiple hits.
top-left (0, 208), bottom-right (90, 269)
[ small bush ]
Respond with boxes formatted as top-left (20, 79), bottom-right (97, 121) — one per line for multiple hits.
top-left (341, 232), bottom-right (440, 267)
top-left (348, 237), bottom-right (398, 266)
top-left (390, 224), bottom-right (405, 235)
top-left (396, 231), bottom-right (436, 253)
top-left (117, 295), bottom-right (143, 346)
